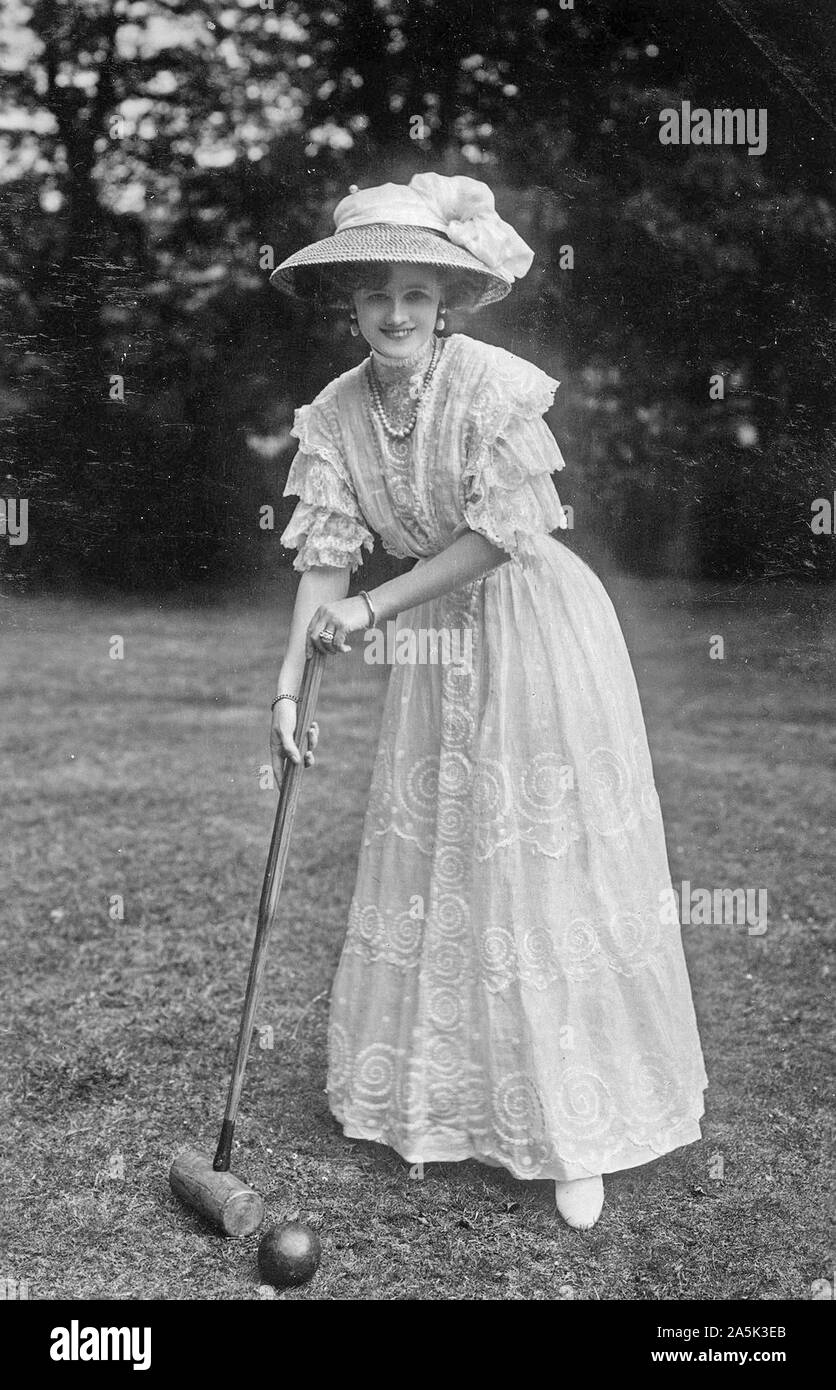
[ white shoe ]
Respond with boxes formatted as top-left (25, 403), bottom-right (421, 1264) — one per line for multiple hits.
top-left (554, 1175), bottom-right (604, 1230)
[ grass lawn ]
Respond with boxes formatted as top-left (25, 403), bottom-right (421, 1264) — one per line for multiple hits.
top-left (2, 572), bottom-right (834, 1301)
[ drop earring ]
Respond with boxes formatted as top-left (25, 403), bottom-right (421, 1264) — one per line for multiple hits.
top-left (435, 305), bottom-right (447, 333)
top-left (349, 311), bottom-right (360, 338)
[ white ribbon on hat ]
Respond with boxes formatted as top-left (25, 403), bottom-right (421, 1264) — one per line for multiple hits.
top-left (409, 173), bottom-right (534, 283)
top-left (332, 175), bottom-right (534, 283)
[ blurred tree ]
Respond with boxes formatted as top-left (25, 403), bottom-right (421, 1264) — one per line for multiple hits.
top-left (0, 0), bottom-right (833, 591)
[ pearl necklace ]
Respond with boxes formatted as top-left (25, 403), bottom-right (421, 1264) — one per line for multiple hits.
top-left (367, 336), bottom-right (443, 440)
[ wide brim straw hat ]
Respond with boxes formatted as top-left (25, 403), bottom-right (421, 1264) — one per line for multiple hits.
top-left (269, 173), bottom-right (535, 310)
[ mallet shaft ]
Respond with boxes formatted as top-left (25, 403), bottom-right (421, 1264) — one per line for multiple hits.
top-left (213, 650), bottom-right (326, 1171)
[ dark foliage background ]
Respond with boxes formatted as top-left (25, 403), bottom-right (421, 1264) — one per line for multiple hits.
top-left (1, 0), bottom-right (834, 593)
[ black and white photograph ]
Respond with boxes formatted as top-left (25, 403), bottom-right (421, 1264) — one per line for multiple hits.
top-left (1, 0), bottom-right (833, 1342)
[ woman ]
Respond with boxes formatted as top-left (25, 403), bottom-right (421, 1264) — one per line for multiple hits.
top-left (268, 173), bottom-right (708, 1230)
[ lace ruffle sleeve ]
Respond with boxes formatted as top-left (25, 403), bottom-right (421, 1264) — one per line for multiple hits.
top-left (280, 400), bottom-right (375, 572)
top-left (461, 353), bottom-right (569, 569)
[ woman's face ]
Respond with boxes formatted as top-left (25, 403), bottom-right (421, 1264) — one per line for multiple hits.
top-left (352, 265), bottom-right (442, 357)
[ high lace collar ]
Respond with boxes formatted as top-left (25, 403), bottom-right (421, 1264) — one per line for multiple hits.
top-left (369, 334), bottom-right (438, 382)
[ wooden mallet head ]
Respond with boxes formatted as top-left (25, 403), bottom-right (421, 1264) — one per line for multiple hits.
top-left (169, 1147), bottom-right (265, 1238)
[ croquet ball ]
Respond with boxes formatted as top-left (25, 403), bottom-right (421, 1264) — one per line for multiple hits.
top-left (258, 1222), bottom-right (321, 1288)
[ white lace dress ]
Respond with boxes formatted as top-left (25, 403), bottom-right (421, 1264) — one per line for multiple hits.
top-left (280, 332), bottom-right (708, 1182)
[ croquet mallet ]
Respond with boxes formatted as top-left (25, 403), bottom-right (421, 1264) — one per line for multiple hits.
top-left (169, 649), bottom-right (326, 1236)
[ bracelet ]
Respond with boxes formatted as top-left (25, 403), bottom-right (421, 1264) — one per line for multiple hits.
top-left (359, 589), bottom-right (376, 627)
top-left (271, 693), bottom-right (300, 710)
